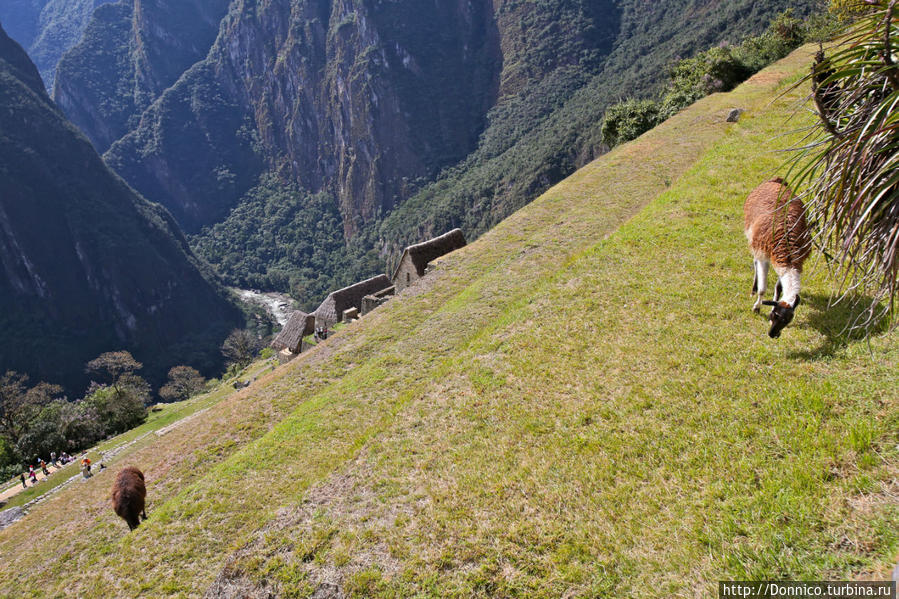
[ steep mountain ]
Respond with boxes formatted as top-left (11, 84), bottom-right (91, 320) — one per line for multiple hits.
top-left (0, 0), bottom-right (114, 88)
top-left (51, 0), bottom-right (816, 305)
top-left (53, 0), bottom-right (232, 153)
top-left (99, 0), bottom-right (507, 233)
top-left (0, 24), bottom-right (243, 394)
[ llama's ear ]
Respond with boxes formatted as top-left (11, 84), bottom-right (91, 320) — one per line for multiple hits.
top-left (762, 300), bottom-right (777, 306)
top-left (793, 295), bottom-right (801, 308)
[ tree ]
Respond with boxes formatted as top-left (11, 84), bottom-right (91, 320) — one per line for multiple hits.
top-left (158, 366), bottom-right (206, 402)
top-left (85, 351), bottom-right (143, 389)
top-left (0, 371), bottom-right (63, 448)
top-left (16, 408), bottom-right (66, 462)
top-left (53, 400), bottom-right (104, 451)
top-left (85, 384), bottom-right (147, 435)
top-left (84, 351), bottom-right (149, 433)
top-left (221, 329), bottom-right (261, 368)
top-left (787, 0), bottom-right (899, 326)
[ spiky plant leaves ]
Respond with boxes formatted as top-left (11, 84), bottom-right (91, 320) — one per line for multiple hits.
top-left (787, 0), bottom-right (899, 330)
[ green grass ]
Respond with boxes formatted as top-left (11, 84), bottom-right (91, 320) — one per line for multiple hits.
top-left (0, 358), bottom-right (276, 511)
top-left (0, 46), bottom-right (896, 598)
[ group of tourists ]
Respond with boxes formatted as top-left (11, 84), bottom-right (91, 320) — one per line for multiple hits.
top-left (17, 451), bottom-right (83, 488)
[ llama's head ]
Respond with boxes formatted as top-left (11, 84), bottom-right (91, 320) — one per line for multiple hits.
top-left (762, 295), bottom-right (800, 338)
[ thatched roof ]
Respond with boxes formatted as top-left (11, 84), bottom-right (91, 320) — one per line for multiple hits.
top-left (270, 311), bottom-right (314, 352)
top-left (314, 274), bottom-right (392, 327)
top-left (392, 228), bottom-right (467, 280)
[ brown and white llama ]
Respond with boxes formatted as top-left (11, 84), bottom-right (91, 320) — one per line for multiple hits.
top-left (111, 466), bottom-right (147, 531)
top-left (744, 178), bottom-right (812, 338)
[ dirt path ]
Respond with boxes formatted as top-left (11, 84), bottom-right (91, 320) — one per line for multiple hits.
top-left (0, 358), bottom-right (276, 510)
top-left (0, 463), bottom-right (68, 503)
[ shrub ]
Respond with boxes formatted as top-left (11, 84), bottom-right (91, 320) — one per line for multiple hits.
top-left (659, 46), bottom-right (752, 120)
top-left (734, 10), bottom-right (808, 71)
top-left (600, 99), bottom-right (661, 147)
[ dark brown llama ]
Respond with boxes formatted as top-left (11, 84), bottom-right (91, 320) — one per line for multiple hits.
top-left (744, 178), bottom-right (812, 338)
top-left (111, 466), bottom-right (147, 531)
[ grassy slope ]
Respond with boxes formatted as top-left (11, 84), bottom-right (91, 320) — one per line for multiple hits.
top-left (0, 359), bottom-right (275, 509)
top-left (1, 46), bottom-right (897, 597)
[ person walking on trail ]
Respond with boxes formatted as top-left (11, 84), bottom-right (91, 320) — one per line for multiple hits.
top-left (50, 451), bottom-right (58, 467)
top-left (20, 472), bottom-right (26, 488)
top-left (29, 467), bottom-right (37, 484)
top-left (81, 457), bottom-right (92, 479)
top-left (40, 460), bottom-right (49, 476)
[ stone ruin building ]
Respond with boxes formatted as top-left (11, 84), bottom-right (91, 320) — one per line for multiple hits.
top-left (391, 228), bottom-right (467, 293)
top-left (313, 274), bottom-right (391, 328)
top-left (361, 285), bottom-right (396, 315)
top-left (272, 230), bottom-right (467, 358)
top-left (270, 310), bottom-right (315, 363)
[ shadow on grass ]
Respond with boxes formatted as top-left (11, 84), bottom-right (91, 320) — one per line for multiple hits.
top-left (789, 293), bottom-right (892, 360)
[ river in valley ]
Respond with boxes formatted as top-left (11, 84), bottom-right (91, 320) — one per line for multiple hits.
top-left (232, 288), bottom-right (295, 326)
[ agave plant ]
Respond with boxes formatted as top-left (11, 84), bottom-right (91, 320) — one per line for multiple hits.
top-left (787, 0), bottom-right (899, 329)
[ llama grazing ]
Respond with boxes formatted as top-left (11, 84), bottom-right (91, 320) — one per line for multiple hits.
top-left (744, 178), bottom-right (812, 338)
top-left (111, 466), bottom-right (147, 531)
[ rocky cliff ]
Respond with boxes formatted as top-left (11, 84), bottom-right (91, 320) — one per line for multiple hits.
top-left (0, 0), bottom-right (114, 88)
top-left (53, 0), bottom-right (231, 153)
top-left (0, 24), bottom-right (243, 394)
top-left (95, 0), bottom-right (510, 234)
top-left (46, 0), bottom-right (816, 302)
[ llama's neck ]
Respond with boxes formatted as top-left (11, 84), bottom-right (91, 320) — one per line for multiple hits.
top-left (779, 268), bottom-right (801, 306)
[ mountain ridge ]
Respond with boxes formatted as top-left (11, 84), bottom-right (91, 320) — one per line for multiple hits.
top-left (49, 1), bottom-right (812, 253)
top-left (0, 23), bottom-right (243, 394)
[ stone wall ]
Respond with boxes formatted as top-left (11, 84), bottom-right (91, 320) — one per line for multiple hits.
top-left (393, 255), bottom-right (418, 293)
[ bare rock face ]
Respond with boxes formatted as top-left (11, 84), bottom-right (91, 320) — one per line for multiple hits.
top-left (0, 507), bottom-right (25, 530)
top-left (93, 0), bottom-right (502, 234)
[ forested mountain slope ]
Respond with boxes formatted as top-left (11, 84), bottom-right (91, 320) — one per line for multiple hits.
top-left (99, 0), bottom-right (510, 232)
top-left (0, 25), bottom-right (242, 394)
top-left (53, 0), bottom-right (232, 153)
top-left (0, 0), bottom-right (113, 87)
top-left (1, 46), bottom-right (896, 598)
top-left (45, 0), bottom-right (816, 308)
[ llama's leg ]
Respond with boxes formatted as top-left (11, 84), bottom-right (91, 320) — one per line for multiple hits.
top-left (752, 259), bottom-right (769, 312)
top-left (751, 260), bottom-right (758, 295)
top-left (774, 279), bottom-right (783, 302)
top-left (141, 509), bottom-right (148, 520)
